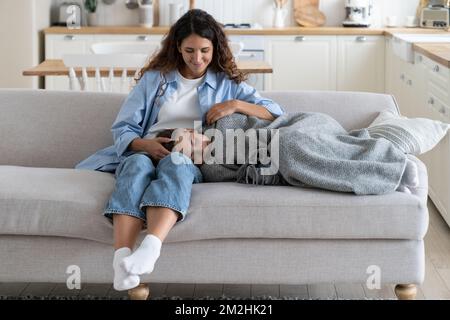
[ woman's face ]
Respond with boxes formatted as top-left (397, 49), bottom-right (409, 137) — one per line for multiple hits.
top-left (178, 34), bottom-right (213, 79)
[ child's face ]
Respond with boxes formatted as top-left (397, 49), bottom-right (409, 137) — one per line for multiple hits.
top-left (172, 129), bottom-right (210, 162)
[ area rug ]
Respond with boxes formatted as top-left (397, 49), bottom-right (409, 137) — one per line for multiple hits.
top-left (0, 294), bottom-right (313, 300)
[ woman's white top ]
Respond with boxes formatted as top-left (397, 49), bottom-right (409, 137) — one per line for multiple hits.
top-left (144, 71), bottom-right (205, 139)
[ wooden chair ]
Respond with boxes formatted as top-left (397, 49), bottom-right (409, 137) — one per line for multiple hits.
top-left (62, 53), bottom-right (148, 92)
top-left (62, 41), bottom-right (161, 93)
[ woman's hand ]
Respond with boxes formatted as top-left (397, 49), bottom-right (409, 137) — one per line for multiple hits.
top-left (206, 100), bottom-right (275, 125)
top-left (206, 100), bottom-right (237, 125)
top-left (130, 137), bottom-right (173, 160)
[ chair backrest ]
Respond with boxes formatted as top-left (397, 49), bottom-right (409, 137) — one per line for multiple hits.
top-left (62, 53), bottom-right (148, 93)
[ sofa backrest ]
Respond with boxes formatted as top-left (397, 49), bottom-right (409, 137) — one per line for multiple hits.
top-left (263, 91), bottom-right (399, 131)
top-left (0, 89), bottom-right (399, 169)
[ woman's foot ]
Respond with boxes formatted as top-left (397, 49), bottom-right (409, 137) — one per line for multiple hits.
top-left (113, 247), bottom-right (140, 291)
top-left (121, 234), bottom-right (162, 275)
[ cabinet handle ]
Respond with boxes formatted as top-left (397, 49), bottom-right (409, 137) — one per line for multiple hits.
top-left (428, 97), bottom-right (435, 105)
top-left (439, 106), bottom-right (446, 114)
top-left (406, 79), bottom-right (412, 86)
top-left (433, 65), bottom-right (440, 72)
top-left (356, 36), bottom-right (367, 42)
top-left (64, 35), bottom-right (75, 41)
top-left (400, 74), bottom-right (405, 80)
top-left (137, 35), bottom-right (150, 41)
top-left (417, 55), bottom-right (423, 62)
top-left (294, 36), bottom-right (305, 42)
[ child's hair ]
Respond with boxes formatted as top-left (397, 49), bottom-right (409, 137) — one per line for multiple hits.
top-left (156, 129), bottom-right (176, 151)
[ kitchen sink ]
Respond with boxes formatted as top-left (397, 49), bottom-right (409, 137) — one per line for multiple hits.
top-left (391, 33), bottom-right (450, 63)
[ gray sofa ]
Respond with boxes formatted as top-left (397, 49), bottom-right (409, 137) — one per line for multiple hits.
top-left (0, 89), bottom-right (429, 300)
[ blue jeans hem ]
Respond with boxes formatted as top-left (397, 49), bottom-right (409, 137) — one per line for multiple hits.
top-left (140, 202), bottom-right (186, 221)
top-left (104, 208), bottom-right (147, 222)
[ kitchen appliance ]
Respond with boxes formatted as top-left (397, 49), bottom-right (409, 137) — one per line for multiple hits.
top-left (342, 0), bottom-right (372, 27)
top-left (56, 2), bottom-right (82, 27)
top-left (420, 6), bottom-right (450, 28)
top-left (223, 23), bottom-right (262, 29)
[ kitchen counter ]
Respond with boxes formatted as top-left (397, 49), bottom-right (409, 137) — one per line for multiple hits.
top-left (44, 26), bottom-right (450, 68)
top-left (413, 43), bottom-right (450, 68)
top-left (45, 26), bottom-right (447, 36)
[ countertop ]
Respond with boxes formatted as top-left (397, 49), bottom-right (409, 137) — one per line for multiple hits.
top-left (413, 43), bottom-right (450, 68)
top-left (44, 26), bottom-right (448, 36)
top-left (44, 26), bottom-right (450, 67)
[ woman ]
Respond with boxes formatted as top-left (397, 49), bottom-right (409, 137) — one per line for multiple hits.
top-left (76, 9), bottom-right (284, 291)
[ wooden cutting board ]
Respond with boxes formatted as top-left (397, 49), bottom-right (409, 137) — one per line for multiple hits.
top-left (294, 0), bottom-right (326, 27)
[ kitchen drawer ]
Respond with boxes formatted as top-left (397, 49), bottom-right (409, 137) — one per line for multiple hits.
top-left (428, 79), bottom-right (449, 103)
top-left (45, 34), bottom-right (94, 58)
top-left (92, 34), bottom-right (164, 43)
top-left (423, 55), bottom-right (450, 86)
top-left (426, 90), bottom-right (450, 121)
top-left (426, 132), bottom-right (450, 227)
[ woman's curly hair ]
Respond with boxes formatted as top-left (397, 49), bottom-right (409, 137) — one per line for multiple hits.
top-left (136, 9), bottom-right (246, 83)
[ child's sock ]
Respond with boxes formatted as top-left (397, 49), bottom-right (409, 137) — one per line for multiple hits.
top-left (121, 234), bottom-right (162, 275)
top-left (113, 247), bottom-right (140, 291)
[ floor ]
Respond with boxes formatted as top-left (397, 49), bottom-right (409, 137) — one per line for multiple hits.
top-left (1, 198), bottom-right (449, 300)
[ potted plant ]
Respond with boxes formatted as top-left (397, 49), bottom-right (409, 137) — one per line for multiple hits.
top-left (84, 0), bottom-right (98, 26)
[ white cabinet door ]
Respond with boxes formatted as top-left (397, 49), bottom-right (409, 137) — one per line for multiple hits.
top-left (337, 35), bottom-right (385, 93)
top-left (45, 34), bottom-right (94, 90)
top-left (91, 34), bottom-right (164, 55)
top-left (265, 36), bottom-right (337, 91)
top-left (384, 37), bottom-right (394, 95)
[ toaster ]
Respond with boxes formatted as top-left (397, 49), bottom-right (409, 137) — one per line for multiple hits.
top-left (420, 6), bottom-right (450, 28)
top-left (56, 2), bottom-right (82, 28)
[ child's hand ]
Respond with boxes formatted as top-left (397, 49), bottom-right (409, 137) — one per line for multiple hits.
top-left (143, 137), bottom-right (173, 160)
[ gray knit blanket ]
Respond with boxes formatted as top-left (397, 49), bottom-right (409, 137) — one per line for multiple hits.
top-left (199, 112), bottom-right (407, 195)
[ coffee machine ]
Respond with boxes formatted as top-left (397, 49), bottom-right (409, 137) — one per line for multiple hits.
top-left (342, 0), bottom-right (373, 27)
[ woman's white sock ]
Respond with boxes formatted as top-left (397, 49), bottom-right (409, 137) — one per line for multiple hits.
top-left (121, 234), bottom-right (162, 275)
top-left (113, 247), bottom-right (140, 291)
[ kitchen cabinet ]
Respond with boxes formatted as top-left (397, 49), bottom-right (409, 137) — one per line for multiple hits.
top-left (264, 35), bottom-right (385, 93)
top-left (45, 34), bottom-right (94, 90)
top-left (386, 39), bottom-right (450, 227)
top-left (45, 34), bottom-right (163, 90)
top-left (264, 36), bottom-right (337, 91)
top-left (337, 36), bottom-right (385, 93)
top-left (385, 38), bottom-right (425, 118)
top-left (421, 56), bottom-right (450, 228)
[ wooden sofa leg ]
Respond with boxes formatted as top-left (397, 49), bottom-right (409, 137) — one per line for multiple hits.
top-left (128, 283), bottom-right (150, 300)
top-left (394, 284), bottom-right (417, 300)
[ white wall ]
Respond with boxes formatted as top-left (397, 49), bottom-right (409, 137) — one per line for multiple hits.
top-left (63, 0), bottom-right (420, 27)
top-left (0, 0), bottom-right (53, 89)
top-left (195, 0), bottom-right (421, 28)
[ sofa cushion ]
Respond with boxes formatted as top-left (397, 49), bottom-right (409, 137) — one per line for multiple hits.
top-left (0, 166), bottom-right (115, 243)
top-left (0, 163), bottom-right (428, 244)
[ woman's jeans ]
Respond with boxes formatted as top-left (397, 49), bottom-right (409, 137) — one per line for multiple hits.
top-left (104, 152), bottom-right (203, 223)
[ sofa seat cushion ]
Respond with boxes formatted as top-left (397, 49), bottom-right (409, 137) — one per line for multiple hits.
top-left (0, 166), bottom-right (115, 244)
top-left (0, 165), bottom-right (428, 244)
